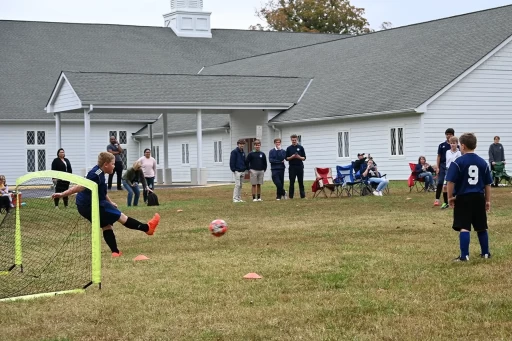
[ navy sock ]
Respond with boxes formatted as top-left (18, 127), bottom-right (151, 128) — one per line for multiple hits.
top-left (477, 230), bottom-right (490, 255)
top-left (459, 231), bottom-right (470, 259)
top-left (443, 192), bottom-right (448, 204)
top-left (102, 229), bottom-right (119, 253)
top-left (123, 217), bottom-right (149, 232)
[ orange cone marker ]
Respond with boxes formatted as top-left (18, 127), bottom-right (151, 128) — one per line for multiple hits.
top-left (133, 254), bottom-right (150, 261)
top-left (243, 273), bottom-right (262, 279)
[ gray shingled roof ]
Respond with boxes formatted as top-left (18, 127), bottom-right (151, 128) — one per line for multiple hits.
top-left (202, 5), bottom-right (512, 123)
top-left (133, 113), bottom-right (230, 136)
top-left (60, 71), bottom-right (310, 105)
top-left (0, 21), bottom-right (343, 120)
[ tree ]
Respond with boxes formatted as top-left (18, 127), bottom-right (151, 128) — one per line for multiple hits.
top-left (252, 0), bottom-right (372, 35)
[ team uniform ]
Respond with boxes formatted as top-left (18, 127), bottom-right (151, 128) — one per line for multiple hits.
top-left (286, 144), bottom-right (306, 199)
top-left (76, 165), bottom-right (121, 228)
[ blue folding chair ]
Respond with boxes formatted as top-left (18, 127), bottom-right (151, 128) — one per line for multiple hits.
top-left (335, 165), bottom-right (362, 197)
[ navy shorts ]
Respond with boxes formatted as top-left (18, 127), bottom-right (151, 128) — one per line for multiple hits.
top-left (452, 193), bottom-right (488, 232)
top-left (77, 203), bottom-right (121, 228)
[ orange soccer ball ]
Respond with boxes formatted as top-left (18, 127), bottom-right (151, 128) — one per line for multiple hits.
top-left (209, 219), bottom-right (228, 237)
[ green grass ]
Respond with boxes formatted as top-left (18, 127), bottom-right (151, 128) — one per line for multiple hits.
top-left (2, 181), bottom-right (512, 340)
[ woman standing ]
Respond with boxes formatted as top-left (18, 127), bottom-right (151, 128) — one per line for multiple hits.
top-left (51, 148), bottom-right (73, 208)
top-left (122, 161), bottom-right (151, 207)
top-left (138, 148), bottom-right (157, 203)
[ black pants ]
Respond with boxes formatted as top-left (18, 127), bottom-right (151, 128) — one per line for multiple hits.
top-left (289, 166), bottom-right (305, 199)
top-left (54, 180), bottom-right (70, 207)
top-left (108, 160), bottom-right (124, 190)
top-left (271, 169), bottom-right (285, 199)
top-left (143, 177), bottom-right (155, 203)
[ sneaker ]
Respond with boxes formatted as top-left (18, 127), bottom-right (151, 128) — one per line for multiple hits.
top-left (378, 191), bottom-right (383, 196)
top-left (55, 206), bottom-right (59, 209)
top-left (283, 192), bottom-right (288, 200)
top-left (372, 191), bottom-right (379, 196)
top-left (276, 198), bottom-right (281, 201)
top-left (233, 199), bottom-right (241, 203)
top-left (112, 251), bottom-right (123, 258)
top-left (433, 200), bottom-right (440, 206)
top-left (146, 213), bottom-right (160, 236)
top-left (239, 199), bottom-right (245, 202)
top-left (480, 253), bottom-right (492, 259)
top-left (441, 203), bottom-right (449, 209)
top-left (257, 198), bottom-right (262, 202)
top-left (453, 255), bottom-right (469, 262)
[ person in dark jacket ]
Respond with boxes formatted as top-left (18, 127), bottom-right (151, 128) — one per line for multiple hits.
top-left (269, 138), bottom-right (287, 200)
top-left (489, 136), bottom-right (506, 187)
top-left (246, 139), bottom-right (267, 201)
top-left (286, 134), bottom-right (306, 199)
top-left (230, 139), bottom-right (246, 203)
top-left (122, 161), bottom-right (150, 207)
top-left (415, 156), bottom-right (436, 191)
top-left (51, 148), bottom-right (73, 208)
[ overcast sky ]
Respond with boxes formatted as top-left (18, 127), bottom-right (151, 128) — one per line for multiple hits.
top-left (1, 0), bottom-right (511, 30)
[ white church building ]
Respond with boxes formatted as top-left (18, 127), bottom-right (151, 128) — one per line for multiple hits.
top-left (1, 1), bottom-right (512, 185)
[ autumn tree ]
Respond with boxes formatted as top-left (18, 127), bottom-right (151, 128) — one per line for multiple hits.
top-left (251, 0), bottom-right (372, 35)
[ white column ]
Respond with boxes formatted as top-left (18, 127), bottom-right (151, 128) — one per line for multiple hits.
top-left (196, 109), bottom-right (203, 185)
top-left (55, 112), bottom-right (61, 149)
top-left (84, 108), bottom-right (91, 171)
top-left (149, 124), bottom-right (154, 153)
top-left (162, 113), bottom-right (169, 183)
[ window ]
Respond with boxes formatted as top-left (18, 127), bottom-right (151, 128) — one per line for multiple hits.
top-left (390, 127), bottom-right (404, 156)
top-left (26, 130), bottom-right (46, 172)
top-left (214, 141), bottom-right (222, 163)
top-left (337, 131), bottom-right (350, 158)
top-left (152, 146), bottom-right (160, 165)
top-left (108, 130), bottom-right (127, 144)
top-left (121, 149), bottom-right (128, 170)
top-left (297, 135), bottom-right (302, 145)
top-left (181, 143), bottom-right (189, 164)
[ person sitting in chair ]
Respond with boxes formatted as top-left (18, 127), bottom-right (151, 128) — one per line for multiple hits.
top-left (0, 175), bottom-right (14, 209)
top-left (361, 159), bottom-right (389, 196)
top-left (415, 156), bottom-right (436, 191)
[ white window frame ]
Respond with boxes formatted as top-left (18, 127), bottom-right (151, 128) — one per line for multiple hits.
top-left (390, 127), bottom-right (405, 157)
top-left (337, 131), bottom-right (350, 159)
top-left (214, 140), bottom-right (223, 164)
top-left (181, 143), bottom-right (190, 165)
top-left (152, 145), bottom-right (160, 165)
top-left (108, 130), bottom-right (128, 169)
top-left (26, 130), bottom-right (46, 172)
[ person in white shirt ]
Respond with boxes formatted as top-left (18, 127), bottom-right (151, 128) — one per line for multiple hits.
top-left (441, 136), bottom-right (462, 209)
top-left (138, 148), bottom-right (157, 204)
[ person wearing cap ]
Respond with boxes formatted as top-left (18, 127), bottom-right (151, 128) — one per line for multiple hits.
top-left (353, 153), bottom-right (367, 175)
top-left (230, 139), bottom-right (247, 203)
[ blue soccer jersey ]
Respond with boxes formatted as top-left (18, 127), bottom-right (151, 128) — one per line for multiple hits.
top-left (445, 153), bottom-right (492, 196)
top-left (76, 165), bottom-right (108, 207)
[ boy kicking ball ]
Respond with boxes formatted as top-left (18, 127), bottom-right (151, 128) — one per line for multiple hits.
top-left (52, 152), bottom-right (160, 257)
top-left (446, 133), bottom-right (492, 262)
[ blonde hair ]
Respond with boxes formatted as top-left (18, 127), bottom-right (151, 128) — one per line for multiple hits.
top-left (97, 152), bottom-right (115, 167)
top-left (132, 161), bottom-right (142, 169)
top-left (0, 175), bottom-right (5, 183)
top-left (449, 136), bottom-right (459, 144)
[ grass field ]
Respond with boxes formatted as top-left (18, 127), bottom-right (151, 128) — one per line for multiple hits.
top-left (1, 181), bottom-right (512, 340)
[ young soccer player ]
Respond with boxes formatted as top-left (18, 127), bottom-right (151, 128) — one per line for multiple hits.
top-left (52, 152), bottom-right (160, 257)
top-left (446, 133), bottom-right (492, 262)
top-left (246, 139), bottom-right (267, 201)
top-left (441, 136), bottom-right (462, 209)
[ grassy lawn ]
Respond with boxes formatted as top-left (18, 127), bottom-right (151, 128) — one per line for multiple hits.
top-left (2, 181), bottom-right (512, 340)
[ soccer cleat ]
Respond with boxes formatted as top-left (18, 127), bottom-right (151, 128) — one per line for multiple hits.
top-left (112, 251), bottom-right (122, 258)
top-left (441, 203), bottom-right (449, 209)
top-left (480, 253), bottom-right (492, 259)
top-left (453, 255), bottom-right (469, 262)
top-left (433, 200), bottom-right (440, 206)
top-left (146, 213), bottom-right (160, 235)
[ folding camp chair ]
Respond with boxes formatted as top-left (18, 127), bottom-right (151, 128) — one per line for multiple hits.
top-left (312, 167), bottom-right (336, 198)
top-left (335, 165), bottom-right (362, 197)
top-left (492, 162), bottom-right (512, 186)
top-left (408, 163), bottom-right (435, 192)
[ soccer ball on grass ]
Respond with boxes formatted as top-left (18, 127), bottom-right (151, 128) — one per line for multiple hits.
top-left (209, 219), bottom-right (228, 237)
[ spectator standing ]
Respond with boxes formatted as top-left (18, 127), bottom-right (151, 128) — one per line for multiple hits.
top-left (51, 148), bottom-right (73, 208)
top-left (230, 139), bottom-right (247, 203)
top-left (269, 138), bottom-right (287, 200)
top-left (138, 148), bottom-right (157, 203)
top-left (246, 139), bottom-right (267, 202)
top-left (107, 135), bottom-right (124, 190)
top-left (489, 136), bottom-right (506, 187)
top-left (286, 134), bottom-right (306, 199)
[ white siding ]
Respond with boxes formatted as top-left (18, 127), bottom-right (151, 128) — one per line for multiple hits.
top-left (53, 81), bottom-right (81, 113)
top-left (424, 39), bottom-right (512, 163)
top-left (280, 114), bottom-right (421, 180)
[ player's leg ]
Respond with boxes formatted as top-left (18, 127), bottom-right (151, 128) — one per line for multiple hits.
top-left (435, 165), bottom-right (445, 206)
top-left (452, 195), bottom-right (471, 261)
top-left (288, 167), bottom-right (296, 199)
top-left (441, 180), bottom-right (449, 209)
top-left (473, 194), bottom-right (490, 258)
top-left (117, 211), bottom-right (160, 236)
top-left (101, 225), bottom-right (120, 256)
top-left (297, 168), bottom-right (305, 198)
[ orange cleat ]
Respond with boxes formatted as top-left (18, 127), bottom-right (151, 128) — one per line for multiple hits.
top-left (433, 200), bottom-right (440, 207)
top-left (112, 251), bottom-right (122, 258)
top-left (146, 213), bottom-right (160, 235)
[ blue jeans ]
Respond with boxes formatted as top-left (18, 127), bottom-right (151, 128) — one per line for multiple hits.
top-left (143, 177), bottom-right (155, 203)
top-left (122, 180), bottom-right (140, 206)
top-left (418, 172), bottom-right (434, 188)
top-left (369, 177), bottom-right (389, 192)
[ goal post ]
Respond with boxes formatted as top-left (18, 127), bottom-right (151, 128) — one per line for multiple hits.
top-left (0, 170), bottom-right (101, 301)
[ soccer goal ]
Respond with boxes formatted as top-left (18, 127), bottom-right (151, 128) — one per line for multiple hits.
top-left (0, 170), bottom-right (101, 301)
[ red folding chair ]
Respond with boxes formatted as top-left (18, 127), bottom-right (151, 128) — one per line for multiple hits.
top-left (312, 167), bottom-right (336, 198)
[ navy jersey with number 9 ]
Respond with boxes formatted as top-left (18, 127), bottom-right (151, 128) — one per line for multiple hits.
top-left (445, 153), bottom-right (493, 196)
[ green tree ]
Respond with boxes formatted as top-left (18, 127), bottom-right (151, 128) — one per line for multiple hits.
top-left (251, 0), bottom-right (372, 34)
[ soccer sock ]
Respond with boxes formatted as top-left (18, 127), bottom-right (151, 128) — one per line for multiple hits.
top-left (443, 192), bottom-right (448, 204)
top-left (435, 184), bottom-right (443, 200)
top-left (477, 230), bottom-right (490, 255)
top-left (459, 231), bottom-right (470, 259)
top-left (257, 194), bottom-right (261, 199)
top-left (253, 194), bottom-right (256, 199)
top-left (103, 229), bottom-right (119, 253)
top-left (123, 217), bottom-right (149, 232)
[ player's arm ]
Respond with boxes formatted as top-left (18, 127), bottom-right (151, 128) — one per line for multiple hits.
top-left (484, 184), bottom-right (491, 212)
top-left (299, 148), bottom-right (306, 161)
top-left (52, 185), bottom-right (85, 199)
top-left (447, 181), bottom-right (455, 207)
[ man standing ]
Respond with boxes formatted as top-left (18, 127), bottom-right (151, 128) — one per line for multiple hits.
top-left (489, 136), bottom-right (506, 187)
top-left (286, 134), bottom-right (306, 199)
top-left (107, 135), bottom-right (124, 191)
top-left (269, 138), bottom-right (287, 200)
top-left (434, 128), bottom-right (455, 206)
top-left (246, 139), bottom-right (267, 202)
top-left (230, 139), bottom-right (247, 203)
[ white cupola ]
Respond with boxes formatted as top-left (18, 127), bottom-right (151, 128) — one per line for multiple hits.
top-left (163, 0), bottom-right (212, 38)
